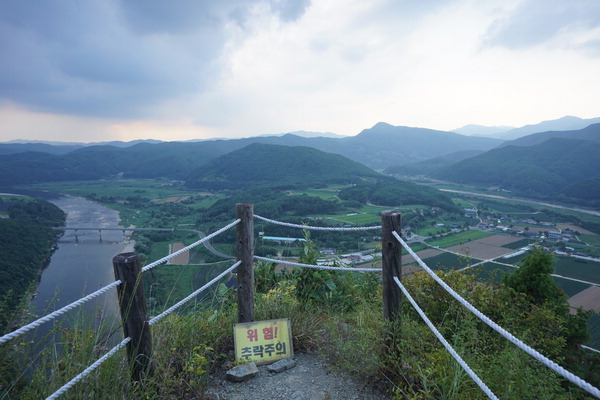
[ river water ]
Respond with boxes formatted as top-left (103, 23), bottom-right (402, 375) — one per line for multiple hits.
top-left (30, 195), bottom-right (126, 344)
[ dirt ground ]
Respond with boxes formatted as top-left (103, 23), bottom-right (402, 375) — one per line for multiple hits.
top-left (168, 242), bottom-right (190, 265)
top-left (568, 286), bottom-right (600, 313)
top-left (447, 241), bottom-right (513, 260)
top-left (557, 224), bottom-right (596, 235)
top-left (473, 235), bottom-right (522, 246)
top-left (402, 248), bottom-right (442, 265)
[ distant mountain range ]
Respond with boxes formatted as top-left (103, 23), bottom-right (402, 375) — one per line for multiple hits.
top-left (453, 116), bottom-right (600, 140)
top-left (1, 116), bottom-right (599, 207)
top-left (435, 123), bottom-right (600, 207)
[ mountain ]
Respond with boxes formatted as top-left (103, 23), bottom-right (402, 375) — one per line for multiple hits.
top-left (334, 122), bottom-right (502, 169)
top-left (496, 123), bottom-right (600, 148)
top-left (0, 143), bottom-right (83, 155)
top-left (452, 124), bottom-right (514, 137)
top-left (494, 116), bottom-right (600, 140)
top-left (0, 122), bottom-right (504, 172)
top-left (384, 150), bottom-right (485, 177)
top-left (435, 137), bottom-right (600, 206)
top-left (186, 143), bottom-right (381, 190)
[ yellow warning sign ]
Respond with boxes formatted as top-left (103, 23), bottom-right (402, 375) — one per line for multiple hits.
top-left (234, 318), bottom-right (293, 365)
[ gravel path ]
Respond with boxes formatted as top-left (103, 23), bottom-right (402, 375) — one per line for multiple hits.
top-left (207, 353), bottom-right (390, 400)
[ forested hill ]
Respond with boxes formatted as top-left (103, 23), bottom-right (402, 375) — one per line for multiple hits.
top-left (186, 143), bottom-right (381, 190)
top-left (0, 122), bottom-right (504, 185)
top-left (0, 198), bottom-right (66, 332)
top-left (435, 137), bottom-right (600, 207)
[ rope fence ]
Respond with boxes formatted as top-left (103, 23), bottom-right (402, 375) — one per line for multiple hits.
top-left (0, 280), bottom-right (122, 345)
top-left (6, 209), bottom-right (600, 399)
top-left (392, 231), bottom-right (600, 399)
top-left (45, 337), bottom-right (131, 400)
top-left (393, 276), bottom-right (499, 400)
top-left (255, 214), bottom-right (381, 231)
top-left (255, 255), bottom-right (381, 272)
top-left (149, 261), bottom-right (241, 326)
top-left (142, 219), bottom-right (240, 272)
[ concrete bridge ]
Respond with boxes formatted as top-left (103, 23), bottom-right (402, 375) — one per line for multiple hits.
top-left (52, 227), bottom-right (174, 242)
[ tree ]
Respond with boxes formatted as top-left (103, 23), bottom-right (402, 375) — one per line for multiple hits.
top-left (503, 247), bottom-right (562, 305)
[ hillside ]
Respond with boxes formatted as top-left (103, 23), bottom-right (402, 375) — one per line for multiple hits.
top-left (384, 150), bottom-right (485, 177)
top-left (186, 143), bottom-right (381, 190)
top-left (435, 138), bottom-right (600, 206)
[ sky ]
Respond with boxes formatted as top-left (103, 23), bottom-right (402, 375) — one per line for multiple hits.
top-left (0, 0), bottom-right (599, 143)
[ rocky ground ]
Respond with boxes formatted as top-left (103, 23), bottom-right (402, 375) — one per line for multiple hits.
top-left (206, 352), bottom-right (391, 400)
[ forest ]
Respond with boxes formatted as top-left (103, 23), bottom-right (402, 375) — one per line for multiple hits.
top-left (0, 198), bottom-right (65, 332)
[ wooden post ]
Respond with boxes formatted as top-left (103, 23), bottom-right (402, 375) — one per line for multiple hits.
top-left (113, 252), bottom-right (153, 381)
top-left (236, 203), bottom-right (255, 323)
top-left (381, 210), bottom-right (403, 349)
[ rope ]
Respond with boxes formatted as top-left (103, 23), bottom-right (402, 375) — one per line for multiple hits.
top-left (148, 261), bottom-right (241, 325)
top-left (393, 231), bottom-right (600, 398)
top-left (45, 337), bottom-right (130, 400)
top-left (0, 280), bottom-right (122, 345)
top-left (393, 276), bottom-right (499, 400)
top-left (255, 256), bottom-right (381, 272)
top-left (255, 214), bottom-right (381, 231)
top-left (142, 219), bottom-right (240, 272)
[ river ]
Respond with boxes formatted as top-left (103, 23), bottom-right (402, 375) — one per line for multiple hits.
top-left (30, 195), bottom-right (127, 345)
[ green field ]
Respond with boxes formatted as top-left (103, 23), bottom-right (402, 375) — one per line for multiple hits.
top-left (502, 238), bottom-right (536, 249)
top-left (586, 313), bottom-right (600, 351)
top-left (426, 230), bottom-right (493, 248)
top-left (579, 234), bottom-right (600, 247)
top-left (144, 261), bottom-right (232, 313)
top-left (502, 252), bottom-right (529, 265)
top-left (551, 276), bottom-right (592, 297)
top-left (553, 256), bottom-right (600, 284)
top-left (322, 212), bottom-right (381, 226)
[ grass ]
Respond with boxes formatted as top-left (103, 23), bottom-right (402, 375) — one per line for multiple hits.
top-left (426, 230), bottom-right (493, 248)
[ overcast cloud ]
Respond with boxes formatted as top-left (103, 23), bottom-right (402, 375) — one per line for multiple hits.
top-left (0, 0), bottom-right (599, 142)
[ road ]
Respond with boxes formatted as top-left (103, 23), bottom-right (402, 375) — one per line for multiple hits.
top-left (439, 189), bottom-right (600, 217)
top-left (192, 229), bottom-right (235, 259)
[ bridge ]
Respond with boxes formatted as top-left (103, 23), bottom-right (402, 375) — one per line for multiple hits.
top-left (52, 227), bottom-right (174, 232)
top-left (52, 226), bottom-right (174, 242)
top-left (3, 204), bottom-right (599, 400)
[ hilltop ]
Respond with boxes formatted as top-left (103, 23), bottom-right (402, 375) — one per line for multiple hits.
top-left (186, 143), bottom-right (380, 190)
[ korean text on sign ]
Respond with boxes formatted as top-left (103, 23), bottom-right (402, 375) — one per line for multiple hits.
top-left (234, 318), bottom-right (293, 364)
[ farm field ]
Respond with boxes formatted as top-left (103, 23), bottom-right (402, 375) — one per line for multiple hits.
top-left (568, 286), bottom-right (600, 313)
top-left (410, 252), bottom-right (480, 272)
top-left (552, 277), bottom-right (592, 298)
top-left (502, 238), bottom-right (536, 249)
top-left (579, 234), bottom-right (600, 247)
top-left (426, 230), bottom-right (494, 248)
top-left (401, 248), bottom-right (443, 266)
top-left (446, 240), bottom-right (515, 260)
top-left (553, 256), bottom-right (600, 284)
top-left (465, 263), bottom-right (515, 284)
top-left (586, 313), bottom-right (600, 350)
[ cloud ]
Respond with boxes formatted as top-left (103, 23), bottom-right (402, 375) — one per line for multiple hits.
top-left (484, 0), bottom-right (600, 51)
top-left (0, 0), bottom-right (310, 119)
